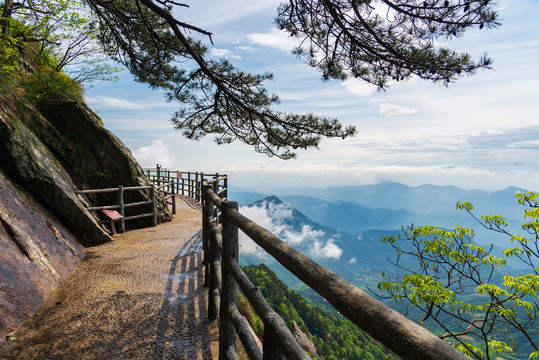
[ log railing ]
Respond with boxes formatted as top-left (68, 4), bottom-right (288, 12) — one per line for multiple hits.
top-left (193, 177), bottom-right (471, 360)
top-left (75, 185), bottom-right (158, 233)
top-left (149, 180), bottom-right (176, 215)
top-left (143, 168), bottom-right (228, 204)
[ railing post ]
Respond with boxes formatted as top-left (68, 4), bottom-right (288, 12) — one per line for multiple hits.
top-left (214, 172), bottom-right (219, 199)
top-left (220, 201), bottom-right (239, 359)
top-left (200, 173), bottom-right (204, 201)
top-left (151, 184), bottom-right (157, 226)
top-left (118, 185), bottom-right (125, 233)
top-left (204, 183), bottom-right (219, 320)
top-left (196, 172), bottom-right (200, 202)
top-left (224, 175), bottom-right (228, 201)
top-left (171, 181), bottom-right (176, 215)
top-left (179, 172), bottom-right (182, 195)
top-left (263, 327), bottom-right (285, 360)
top-left (209, 229), bottom-right (221, 321)
top-left (188, 172), bottom-right (191, 197)
top-left (181, 174), bottom-right (185, 196)
top-left (202, 182), bottom-right (211, 287)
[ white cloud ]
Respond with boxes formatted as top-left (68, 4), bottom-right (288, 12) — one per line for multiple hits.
top-left (210, 48), bottom-right (242, 60)
top-left (342, 78), bottom-right (377, 97)
top-left (246, 28), bottom-right (300, 53)
top-left (132, 140), bottom-right (175, 168)
top-left (86, 96), bottom-right (146, 110)
top-left (238, 201), bottom-right (342, 260)
top-left (284, 225), bottom-right (325, 245)
top-left (178, 0), bottom-right (280, 29)
top-left (377, 103), bottom-right (418, 116)
top-left (312, 239), bottom-right (342, 259)
top-left (238, 231), bottom-right (269, 260)
top-left (238, 201), bottom-right (291, 259)
top-left (349, 257), bottom-right (357, 264)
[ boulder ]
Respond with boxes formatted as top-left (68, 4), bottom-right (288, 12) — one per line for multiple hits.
top-left (0, 110), bottom-right (112, 245)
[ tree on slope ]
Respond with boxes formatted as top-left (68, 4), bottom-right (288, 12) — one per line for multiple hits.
top-left (0, 0), bottom-right (120, 86)
top-left (83, 0), bottom-right (498, 159)
top-left (376, 193), bottom-right (539, 359)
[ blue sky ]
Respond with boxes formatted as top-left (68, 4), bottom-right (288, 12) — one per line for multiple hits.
top-left (85, 0), bottom-right (539, 192)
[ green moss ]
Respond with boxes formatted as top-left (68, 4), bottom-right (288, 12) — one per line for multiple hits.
top-left (11, 118), bottom-right (20, 131)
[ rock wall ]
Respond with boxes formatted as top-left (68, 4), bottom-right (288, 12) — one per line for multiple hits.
top-left (0, 104), bottom-right (113, 245)
top-left (0, 96), bottom-right (172, 339)
top-left (0, 171), bottom-right (85, 339)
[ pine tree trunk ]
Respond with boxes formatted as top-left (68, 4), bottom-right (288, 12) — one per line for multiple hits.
top-left (1, 0), bottom-right (14, 35)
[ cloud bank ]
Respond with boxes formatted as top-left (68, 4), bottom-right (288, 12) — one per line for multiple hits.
top-left (133, 140), bottom-right (176, 168)
top-left (86, 96), bottom-right (146, 110)
top-left (239, 201), bottom-right (342, 260)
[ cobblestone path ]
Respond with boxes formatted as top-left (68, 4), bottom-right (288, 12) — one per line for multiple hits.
top-left (0, 196), bottom-right (217, 359)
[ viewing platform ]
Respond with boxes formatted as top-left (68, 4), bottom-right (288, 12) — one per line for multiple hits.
top-left (0, 196), bottom-right (217, 359)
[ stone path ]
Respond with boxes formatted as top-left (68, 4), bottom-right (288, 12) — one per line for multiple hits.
top-left (0, 196), bottom-right (217, 359)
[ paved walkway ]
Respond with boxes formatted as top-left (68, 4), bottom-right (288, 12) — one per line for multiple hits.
top-left (0, 196), bottom-right (217, 359)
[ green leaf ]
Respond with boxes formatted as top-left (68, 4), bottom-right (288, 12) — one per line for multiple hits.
top-left (456, 201), bottom-right (474, 211)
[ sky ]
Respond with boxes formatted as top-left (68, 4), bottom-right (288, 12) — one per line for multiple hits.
top-left (85, 0), bottom-right (539, 193)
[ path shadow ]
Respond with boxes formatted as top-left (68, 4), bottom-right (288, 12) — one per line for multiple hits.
top-left (178, 196), bottom-right (202, 211)
top-left (153, 229), bottom-right (212, 359)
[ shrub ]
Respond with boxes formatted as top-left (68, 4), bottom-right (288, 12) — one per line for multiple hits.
top-left (24, 66), bottom-right (83, 104)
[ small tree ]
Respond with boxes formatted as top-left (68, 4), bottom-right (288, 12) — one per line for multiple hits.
top-left (376, 193), bottom-right (539, 359)
top-left (0, 0), bottom-right (120, 84)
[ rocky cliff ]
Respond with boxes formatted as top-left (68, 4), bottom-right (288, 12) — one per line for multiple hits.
top-left (0, 95), bottom-right (172, 339)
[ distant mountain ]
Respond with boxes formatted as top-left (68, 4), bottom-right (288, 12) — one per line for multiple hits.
top-left (232, 182), bottom-right (529, 251)
top-left (238, 196), bottom-right (410, 289)
top-left (274, 182), bottom-right (529, 219)
top-left (279, 194), bottom-right (478, 233)
top-left (228, 185), bottom-right (267, 206)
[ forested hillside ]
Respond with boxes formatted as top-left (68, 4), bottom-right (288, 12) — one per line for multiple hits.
top-left (242, 264), bottom-right (397, 360)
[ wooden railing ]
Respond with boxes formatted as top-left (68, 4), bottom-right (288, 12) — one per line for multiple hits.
top-left (148, 180), bottom-right (176, 215)
top-left (177, 174), bottom-right (470, 360)
top-left (143, 169), bottom-right (227, 204)
top-left (76, 185), bottom-right (158, 233)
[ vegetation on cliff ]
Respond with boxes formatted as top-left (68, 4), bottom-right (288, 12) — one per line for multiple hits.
top-left (0, 1), bottom-right (171, 227)
top-left (0, 0), bottom-right (169, 341)
top-left (241, 264), bottom-right (396, 360)
top-left (1, 0), bottom-right (118, 91)
top-left (0, 1), bottom-right (86, 112)
top-left (377, 195), bottom-right (539, 359)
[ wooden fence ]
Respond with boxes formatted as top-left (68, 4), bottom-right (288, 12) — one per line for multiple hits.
top-left (143, 169), bottom-right (227, 204)
top-left (173, 175), bottom-right (470, 360)
top-left (75, 180), bottom-right (176, 233)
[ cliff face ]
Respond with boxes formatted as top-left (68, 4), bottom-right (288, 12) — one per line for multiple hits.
top-left (0, 96), bottom-right (172, 339)
top-left (0, 171), bottom-right (85, 338)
